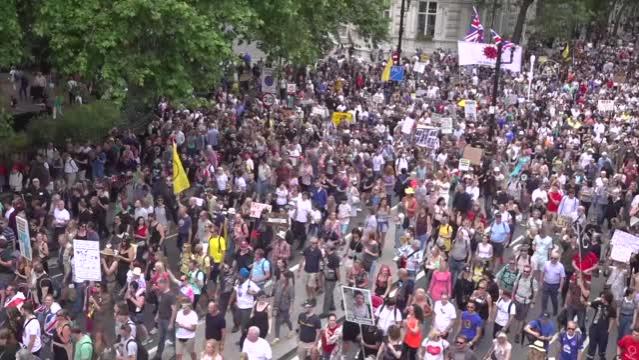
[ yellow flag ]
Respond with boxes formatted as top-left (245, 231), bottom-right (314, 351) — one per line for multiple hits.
top-left (381, 56), bottom-right (393, 82)
top-left (172, 143), bottom-right (190, 194)
top-left (457, 99), bottom-right (466, 107)
top-left (562, 43), bottom-right (570, 61)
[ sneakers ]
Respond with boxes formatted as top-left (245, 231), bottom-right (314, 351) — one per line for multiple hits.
top-left (271, 338), bottom-right (280, 345)
top-left (149, 328), bottom-right (158, 335)
top-left (166, 339), bottom-right (174, 346)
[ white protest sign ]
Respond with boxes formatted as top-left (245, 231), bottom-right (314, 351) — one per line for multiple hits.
top-left (440, 117), bottom-right (453, 134)
top-left (249, 202), bottom-right (273, 218)
top-left (464, 100), bottom-right (477, 120)
top-left (413, 62), bottom-right (426, 74)
top-left (287, 83), bottom-right (297, 94)
top-left (598, 100), bottom-right (615, 112)
top-left (610, 245), bottom-right (634, 263)
top-left (401, 116), bottom-right (415, 135)
top-left (73, 239), bottom-right (102, 282)
top-left (611, 230), bottom-right (639, 252)
top-left (458, 158), bottom-right (471, 171)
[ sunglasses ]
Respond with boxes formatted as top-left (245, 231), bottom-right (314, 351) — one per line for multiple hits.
top-left (567, 327), bottom-right (576, 330)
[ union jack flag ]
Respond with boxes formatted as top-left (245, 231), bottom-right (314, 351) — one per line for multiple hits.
top-left (491, 29), bottom-right (514, 50)
top-left (464, 6), bottom-right (484, 42)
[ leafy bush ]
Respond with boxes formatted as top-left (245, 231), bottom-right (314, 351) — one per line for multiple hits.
top-left (25, 101), bottom-right (123, 146)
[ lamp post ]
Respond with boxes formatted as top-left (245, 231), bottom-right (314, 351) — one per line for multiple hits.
top-left (488, 42), bottom-right (515, 141)
top-left (396, 0), bottom-right (407, 64)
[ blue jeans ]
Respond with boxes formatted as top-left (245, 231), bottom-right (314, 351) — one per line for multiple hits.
top-left (156, 318), bottom-right (175, 358)
top-left (541, 282), bottom-right (560, 315)
top-left (417, 234), bottom-right (429, 250)
top-left (449, 258), bottom-right (466, 291)
top-left (619, 313), bottom-right (634, 341)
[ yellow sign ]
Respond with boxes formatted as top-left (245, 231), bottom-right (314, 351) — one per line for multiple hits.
top-left (420, 53), bottom-right (430, 62)
top-left (567, 117), bottom-right (582, 129)
top-left (331, 112), bottom-right (353, 127)
top-left (457, 99), bottom-right (466, 107)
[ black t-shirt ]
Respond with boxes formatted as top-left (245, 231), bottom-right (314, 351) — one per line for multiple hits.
top-left (205, 312), bottom-right (226, 341)
top-left (361, 325), bottom-right (383, 355)
top-left (590, 300), bottom-right (616, 330)
top-left (303, 247), bottom-right (322, 273)
top-left (297, 312), bottom-right (321, 343)
top-left (0, 248), bottom-right (14, 274)
top-left (157, 291), bottom-right (177, 320)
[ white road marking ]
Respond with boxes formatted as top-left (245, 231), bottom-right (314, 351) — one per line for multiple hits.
top-left (510, 235), bottom-right (524, 246)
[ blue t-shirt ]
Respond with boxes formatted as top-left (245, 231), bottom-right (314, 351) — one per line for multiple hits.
top-left (528, 319), bottom-right (557, 349)
top-left (250, 258), bottom-right (271, 283)
top-left (460, 311), bottom-right (483, 341)
top-left (559, 331), bottom-right (584, 360)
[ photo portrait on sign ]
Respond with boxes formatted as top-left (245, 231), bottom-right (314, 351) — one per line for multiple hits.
top-left (341, 286), bottom-right (374, 326)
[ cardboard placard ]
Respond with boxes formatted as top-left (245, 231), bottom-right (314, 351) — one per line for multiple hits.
top-left (342, 286), bottom-right (375, 326)
top-left (440, 117), bottom-right (453, 134)
top-left (464, 100), bottom-right (477, 120)
top-left (73, 239), bottom-right (102, 282)
top-left (331, 112), bottom-right (353, 127)
top-left (287, 83), bottom-right (297, 94)
top-left (413, 62), bottom-right (426, 74)
top-left (462, 146), bottom-right (483, 165)
top-left (611, 230), bottom-right (639, 252)
top-left (458, 158), bottom-right (471, 171)
top-left (249, 202), bottom-right (272, 218)
top-left (598, 100), bottom-right (615, 112)
top-left (610, 245), bottom-right (634, 263)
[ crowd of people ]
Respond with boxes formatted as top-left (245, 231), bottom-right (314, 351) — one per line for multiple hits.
top-left (0, 30), bottom-right (639, 360)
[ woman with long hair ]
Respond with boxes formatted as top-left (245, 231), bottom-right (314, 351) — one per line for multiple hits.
top-left (0, 328), bottom-right (19, 360)
top-left (402, 304), bottom-right (425, 360)
top-left (116, 236), bottom-right (135, 288)
top-left (378, 325), bottom-right (403, 359)
top-left (374, 265), bottom-right (393, 298)
top-left (428, 261), bottom-right (452, 303)
top-left (376, 197), bottom-right (391, 246)
top-left (52, 309), bottom-right (73, 360)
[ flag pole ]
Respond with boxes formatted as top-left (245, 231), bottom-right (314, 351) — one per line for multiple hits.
top-left (527, 55), bottom-right (536, 100)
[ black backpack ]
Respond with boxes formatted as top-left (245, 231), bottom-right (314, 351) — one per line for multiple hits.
top-left (126, 339), bottom-right (149, 360)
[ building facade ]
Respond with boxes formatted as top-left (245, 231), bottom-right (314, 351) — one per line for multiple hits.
top-left (381, 0), bottom-right (536, 53)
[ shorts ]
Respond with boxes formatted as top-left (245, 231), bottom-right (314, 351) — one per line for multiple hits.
top-left (514, 300), bottom-right (530, 321)
top-left (377, 221), bottom-right (389, 233)
top-left (297, 341), bottom-right (316, 359)
top-left (175, 337), bottom-right (195, 354)
top-left (492, 242), bottom-right (505, 257)
top-left (305, 272), bottom-right (320, 288)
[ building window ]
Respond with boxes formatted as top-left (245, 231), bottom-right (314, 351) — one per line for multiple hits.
top-left (417, 1), bottom-right (437, 38)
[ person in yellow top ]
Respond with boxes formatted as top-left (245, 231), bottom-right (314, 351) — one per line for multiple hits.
top-left (207, 224), bottom-right (226, 296)
top-left (436, 215), bottom-right (454, 253)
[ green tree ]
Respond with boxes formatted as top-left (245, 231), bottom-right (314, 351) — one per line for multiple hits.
top-left (35, 0), bottom-right (254, 103)
top-left (533, 0), bottom-right (592, 41)
top-left (0, 0), bottom-right (23, 68)
top-left (245, 0), bottom-right (388, 63)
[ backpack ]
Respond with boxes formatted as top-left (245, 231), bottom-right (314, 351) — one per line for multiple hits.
top-left (126, 339), bottom-right (149, 360)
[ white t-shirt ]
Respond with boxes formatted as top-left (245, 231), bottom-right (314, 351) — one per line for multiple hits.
top-left (235, 279), bottom-right (260, 309)
top-left (242, 337), bottom-right (273, 360)
top-left (175, 309), bottom-right (199, 339)
top-left (494, 298), bottom-right (516, 326)
top-left (53, 208), bottom-right (70, 227)
top-left (22, 316), bottom-right (42, 352)
top-left (294, 199), bottom-right (313, 223)
top-left (433, 301), bottom-right (457, 332)
top-left (375, 306), bottom-right (402, 335)
top-left (421, 338), bottom-right (449, 360)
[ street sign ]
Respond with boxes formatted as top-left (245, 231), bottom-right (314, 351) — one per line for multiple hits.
top-left (262, 93), bottom-right (276, 108)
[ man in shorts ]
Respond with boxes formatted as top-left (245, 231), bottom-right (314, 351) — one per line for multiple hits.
top-left (490, 212), bottom-right (510, 266)
top-left (175, 298), bottom-right (198, 360)
top-left (512, 264), bottom-right (538, 344)
top-left (298, 238), bottom-right (323, 302)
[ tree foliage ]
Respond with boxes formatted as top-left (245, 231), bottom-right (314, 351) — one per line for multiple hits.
top-left (0, 0), bottom-right (23, 68)
top-left (0, 0), bottom-right (387, 104)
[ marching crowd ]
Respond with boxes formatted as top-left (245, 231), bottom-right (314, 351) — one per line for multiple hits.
top-left (1, 32), bottom-right (639, 360)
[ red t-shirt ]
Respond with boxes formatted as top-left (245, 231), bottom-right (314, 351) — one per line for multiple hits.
top-left (618, 335), bottom-right (639, 360)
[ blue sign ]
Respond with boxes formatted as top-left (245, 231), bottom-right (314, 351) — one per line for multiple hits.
top-left (390, 66), bottom-right (404, 82)
top-left (16, 216), bottom-right (31, 261)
